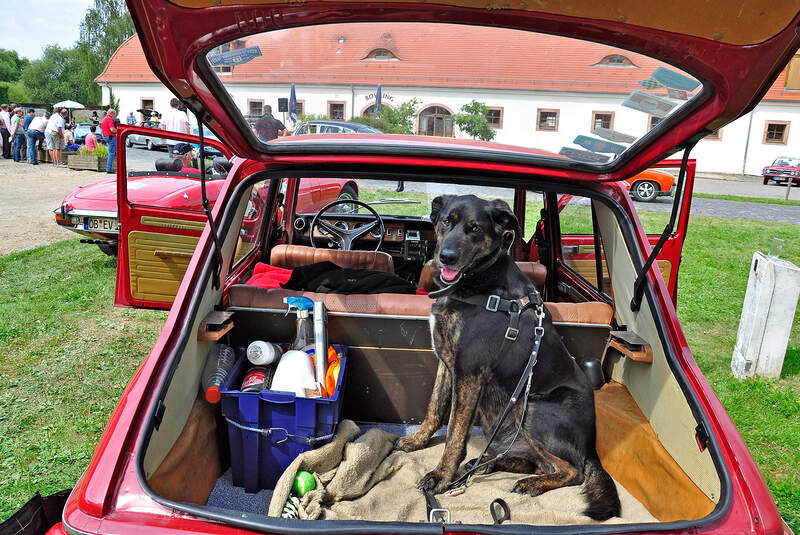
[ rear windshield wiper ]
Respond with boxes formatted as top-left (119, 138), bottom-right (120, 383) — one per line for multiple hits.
top-left (630, 141), bottom-right (696, 312)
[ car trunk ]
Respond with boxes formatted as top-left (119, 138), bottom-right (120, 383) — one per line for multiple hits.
top-left (136, 281), bottom-right (724, 531)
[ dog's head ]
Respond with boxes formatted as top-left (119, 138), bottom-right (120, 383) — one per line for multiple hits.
top-left (430, 195), bottom-right (521, 283)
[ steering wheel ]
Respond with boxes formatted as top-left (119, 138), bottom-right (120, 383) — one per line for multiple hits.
top-left (310, 199), bottom-right (385, 251)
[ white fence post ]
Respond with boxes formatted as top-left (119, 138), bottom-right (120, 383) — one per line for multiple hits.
top-left (731, 251), bottom-right (800, 379)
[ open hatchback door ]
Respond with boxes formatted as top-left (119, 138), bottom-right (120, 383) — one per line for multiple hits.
top-left (61, 3), bottom-right (800, 535)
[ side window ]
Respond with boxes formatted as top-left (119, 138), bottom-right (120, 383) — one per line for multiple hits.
top-left (559, 195), bottom-right (613, 298)
top-left (295, 124), bottom-right (306, 135)
top-left (232, 179), bottom-right (270, 267)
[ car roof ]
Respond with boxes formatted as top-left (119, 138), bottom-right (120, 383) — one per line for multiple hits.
top-left (126, 1), bottom-right (800, 183)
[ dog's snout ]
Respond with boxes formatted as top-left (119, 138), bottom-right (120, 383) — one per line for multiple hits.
top-left (439, 248), bottom-right (459, 266)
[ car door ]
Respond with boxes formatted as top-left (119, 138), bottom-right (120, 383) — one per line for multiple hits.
top-left (559, 158), bottom-right (695, 306)
top-left (114, 126), bottom-right (233, 309)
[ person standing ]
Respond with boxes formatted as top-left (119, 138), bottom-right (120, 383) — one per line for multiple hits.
top-left (10, 109), bottom-right (25, 162)
top-left (0, 104), bottom-right (11, 159)
top-left (160, 98), bottom-right (190, 155)
top-left (26, 113), bottom-right (47, 165)
top-left (47, 108), bottom-right (68, 166)
top-left (126, 111), bottom-right (136, 125)
top-left (254, 104), bottom-right (287, 141)
top-left (101, 109), bottom-right (118, 174)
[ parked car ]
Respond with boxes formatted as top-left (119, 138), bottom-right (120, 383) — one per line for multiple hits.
top-left (73, 123), bottom-right (107, 145)
top-left (293, 120), bottom-right (382, 135)
top-left (125, 121), bottom-right (169, 150)
top-left (623, 168), bottom-right (676, 202)
top-left (762, 156), bottom-right (800, 185)
top-left (37, 3), bottom-right (798, 535)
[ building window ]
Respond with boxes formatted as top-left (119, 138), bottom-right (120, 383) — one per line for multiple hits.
top-left (363, 48), bottom-right (399, 61)
top-left (591, 111), bottom-right (614, 131)
top-left (212, 43), bottom-right (232, 73)
top-left (648, 115), bottom-right (662, 131)
top-left (537, 109), bottom-right (559, 131)
top-left (328, 101), bottom-right (345, 120)
top-left (362, 103), bottom-right (392, 118)
top-left (140, 98), bottom-right (154, 110)
top-left (763, 121), bottom-right (789, 145)
top-left (706, 128), bottom-right (722, 141)
top-left (294, 100), bottom-right (305, 117)
top-left (417, 106), bottom-right (454, 137)
top-left (593, 54), bottom-right (637, 67)
top-left (248, 99), bottom-right (263, 116)
top-left (486, 108), bottom-right (503, 128)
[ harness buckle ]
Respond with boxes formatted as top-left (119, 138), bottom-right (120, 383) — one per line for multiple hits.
top-left (534, 326), bottom-right (545, 338)
top-left (486, 295), bottom-right (501, 312)
top-left (429, 508), bottom-right (451, 524)
top-left (505, 327), bottom-right (520, 341)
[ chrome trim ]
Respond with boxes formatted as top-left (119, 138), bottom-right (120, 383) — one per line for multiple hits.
top-left (60, 209), bottom-right (119, 219)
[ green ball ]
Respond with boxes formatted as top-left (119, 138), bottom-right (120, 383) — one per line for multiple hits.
top-left (292, 470), bottom-right (316, 497)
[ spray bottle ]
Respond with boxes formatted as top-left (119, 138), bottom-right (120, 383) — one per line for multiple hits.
top-left (284, 296), bottom-right (315, 351)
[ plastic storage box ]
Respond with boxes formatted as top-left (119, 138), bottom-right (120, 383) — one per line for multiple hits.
top-left (220, 345), bottom-right (348, 492)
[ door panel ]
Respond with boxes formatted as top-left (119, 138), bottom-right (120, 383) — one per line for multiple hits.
top-left (115, 126), bottom-right (233, 309)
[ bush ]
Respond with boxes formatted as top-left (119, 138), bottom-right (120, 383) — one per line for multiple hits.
top-left (78, 144), bottom-right (108, 157)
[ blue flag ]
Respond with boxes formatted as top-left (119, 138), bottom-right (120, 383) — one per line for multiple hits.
top-left (375, 84), bottom-right (382, 118)
top-left (289, 83), bottom-right (297, 125)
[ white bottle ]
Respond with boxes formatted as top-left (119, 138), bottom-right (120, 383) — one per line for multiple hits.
top-left (246, 341), bottom-right (283, 366)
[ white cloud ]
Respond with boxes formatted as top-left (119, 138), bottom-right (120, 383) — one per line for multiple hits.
top-left (0, 0), bottom-right (94, 60)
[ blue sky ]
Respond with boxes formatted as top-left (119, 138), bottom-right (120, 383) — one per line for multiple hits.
top-left (0, 0), bottom-right (93, 60)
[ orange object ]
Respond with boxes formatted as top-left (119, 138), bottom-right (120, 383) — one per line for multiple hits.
top-left (325, 359), bottom-right (341, 397)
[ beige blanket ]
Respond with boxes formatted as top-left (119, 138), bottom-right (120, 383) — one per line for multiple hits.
top-left (268, 420), bottom-right (657, 525)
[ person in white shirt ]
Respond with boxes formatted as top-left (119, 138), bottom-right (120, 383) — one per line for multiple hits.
top-left (26, 114), bottom-right (48, 165)
top-left (0, 104), bottom-right (11, 159)
top-left (160, 98), bottom-right (190, 155)
top-left (47, 108), bottom-right (67, 166)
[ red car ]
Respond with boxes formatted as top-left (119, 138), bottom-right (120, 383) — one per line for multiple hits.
top-left (29, 2), bottom-right (798, 535)
top-left (54, 145), bottom-right (358, 255)
top-left (762, 156), bottom-right (800, 185)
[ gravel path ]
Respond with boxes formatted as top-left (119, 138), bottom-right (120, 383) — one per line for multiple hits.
top-left (0, 160), bottom-right (797, 257)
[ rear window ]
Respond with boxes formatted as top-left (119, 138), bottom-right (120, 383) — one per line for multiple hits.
top-left (204, 22), bottom-right (702, 168)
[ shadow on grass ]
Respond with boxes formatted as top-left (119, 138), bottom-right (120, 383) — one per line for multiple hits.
top-left (781, 349), bottom-right (800, 379)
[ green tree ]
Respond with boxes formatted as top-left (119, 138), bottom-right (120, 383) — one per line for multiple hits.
top-left (453, 99), bottom-right (496, 142)
top-left (20, 46), bottom-right (92, 104)
top-left (0, 49), bottom-right (29, 83)
top-left (350, 98), bottom-right (420, 134)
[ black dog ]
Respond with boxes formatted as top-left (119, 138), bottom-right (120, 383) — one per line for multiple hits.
top-left (395, 194), bottom-right (620, 521)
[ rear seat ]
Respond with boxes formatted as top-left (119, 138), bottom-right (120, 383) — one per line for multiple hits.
top-left (227, 285), bottom-right (613, 325)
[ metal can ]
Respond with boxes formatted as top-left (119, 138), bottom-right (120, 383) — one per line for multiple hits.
top-left (241, 366), bottom-right (270, 392)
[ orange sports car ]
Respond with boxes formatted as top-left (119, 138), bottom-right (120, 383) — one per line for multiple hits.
top-left (623, 168), bottom-right (676, 202)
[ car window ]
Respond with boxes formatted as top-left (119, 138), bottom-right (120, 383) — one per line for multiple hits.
top-left (206, 22), bottom-right (703, 168)
top-left (295, 124), bottom-right (306, 135)
top-left (232, 179), bottom-right (271, 267)
top-left (558, 195), bottom-right (613, 299)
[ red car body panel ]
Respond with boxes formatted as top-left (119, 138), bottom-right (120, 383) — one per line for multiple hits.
top-left (59, 2), bottom-right (799, 534)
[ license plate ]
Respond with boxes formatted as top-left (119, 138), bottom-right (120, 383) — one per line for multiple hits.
top-left (84, 217), bottom-right (120, 233)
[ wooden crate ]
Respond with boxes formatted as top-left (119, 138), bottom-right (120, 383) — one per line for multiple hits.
top-left (67, 154), bottom-right (115, 172)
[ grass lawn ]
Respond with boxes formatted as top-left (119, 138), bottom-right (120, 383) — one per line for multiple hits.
top-left (693, 192), bottom-right (800, 206)
top-left (0, 203), bottom-right (798, 528)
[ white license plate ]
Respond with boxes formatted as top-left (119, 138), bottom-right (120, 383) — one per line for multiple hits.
top-left (84, 217), bottom-right (120, 232)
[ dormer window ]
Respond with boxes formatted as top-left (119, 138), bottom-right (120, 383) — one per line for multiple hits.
top-left (593, 54), bottom-right (637, 67)
top-left (363, 48), bottom-right (399, 61)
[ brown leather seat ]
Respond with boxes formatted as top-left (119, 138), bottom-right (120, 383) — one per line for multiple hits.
top-left (228, 285), bottom-right (613, 325)
top-left (270, 244), bottom-right (394, 272)
top-left (417, 261), bottom-right (547, 292)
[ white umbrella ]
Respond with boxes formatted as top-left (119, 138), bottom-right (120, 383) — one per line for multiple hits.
top-left (52, 100), bottom-right (85, 109)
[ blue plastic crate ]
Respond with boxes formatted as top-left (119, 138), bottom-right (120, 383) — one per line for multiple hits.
top-left (220, 345), bottom-right (348, 493)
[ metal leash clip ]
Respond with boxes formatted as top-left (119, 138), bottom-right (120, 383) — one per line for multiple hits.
top-left (429, 508), bottom-right (451, 523)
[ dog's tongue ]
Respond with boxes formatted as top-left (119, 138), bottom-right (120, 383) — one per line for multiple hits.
top-left (440, 267), bottom-right (460, 282)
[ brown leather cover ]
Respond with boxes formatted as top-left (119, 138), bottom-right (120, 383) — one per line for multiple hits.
top-left (595, 382), bottom-right (715, 521)
top-left (417, 261), bottom-right (546, 292)
top-left (229, 285), bottom-right (613, 325)
top-left (270, 244), bottom-right (394, 272)
top-left (147, 396), bottom-right (221, 505)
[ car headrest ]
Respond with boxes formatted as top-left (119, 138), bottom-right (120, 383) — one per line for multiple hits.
top-left (212, 156), bottom-right (232, 174)
top-left (155, 158), bottom-right (183, 172)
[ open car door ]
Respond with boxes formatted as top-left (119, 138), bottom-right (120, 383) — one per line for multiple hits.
top-left (559, 158), bottom-right (695, 306)
top-left (114, 125), bottom-right (233, 309)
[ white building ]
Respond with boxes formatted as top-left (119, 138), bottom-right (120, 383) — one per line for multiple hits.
top-left (96, 25), bottom-right (800, 176)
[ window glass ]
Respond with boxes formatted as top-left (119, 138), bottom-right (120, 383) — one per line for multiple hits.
top-left (232, 179), bottom-right (271, 266)
top-left (559, 196), bottom-right (613, 297)
top-left (764, 121), bottom-right (789, 144)
top-left (206, 22), bottom-right (702, 166)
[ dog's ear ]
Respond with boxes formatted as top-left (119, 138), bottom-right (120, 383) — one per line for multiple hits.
top-left (489, 199), bottom-right (522, 237)
top-left (430, 195), bottom-right (454, 225)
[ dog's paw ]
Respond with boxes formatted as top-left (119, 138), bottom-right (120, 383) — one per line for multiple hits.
top-left (395, 435), bottom-right (426, 452)
top-left (512, 478), bottom-right (544, 497)
top-left (418, 469), bottom-right (449, 494)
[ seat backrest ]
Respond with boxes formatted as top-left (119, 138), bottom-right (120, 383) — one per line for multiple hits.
top-left (418, 260), bottom-right (546, 292)
top-left (270, 244), bottom-right (395, 273)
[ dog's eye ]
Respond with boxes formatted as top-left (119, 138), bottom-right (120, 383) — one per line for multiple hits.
top-left (471, 225), bottom-right (482, 233)
top-left (442, 219), bottom-right (451, 226)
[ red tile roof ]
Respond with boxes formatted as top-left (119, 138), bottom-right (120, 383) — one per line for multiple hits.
top-left (96, 24), bottom-right (798, 101)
